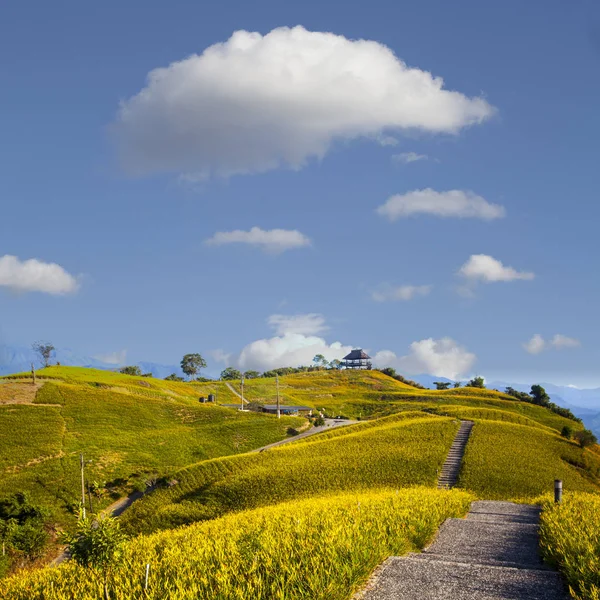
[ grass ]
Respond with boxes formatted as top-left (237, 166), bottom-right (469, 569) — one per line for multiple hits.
top-left (458, 420), bottom-right (600, 500)
top-left (539, 492), bottom-right (600, 600)
top-left (121, 413), bottom-right (459, 535)
top-left (0, 487), bottom-right (474, 600)
top-left (0, 374), bottom-right (305, 531)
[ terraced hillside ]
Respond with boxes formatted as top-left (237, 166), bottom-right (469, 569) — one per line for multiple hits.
top-left (1, 366), bottom-right (599, 599)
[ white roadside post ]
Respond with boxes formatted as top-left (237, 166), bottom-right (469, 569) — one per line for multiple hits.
top-left (276, 375), bottom-right (281, 419)
top-left (240, 374), bottom-right (245, 411)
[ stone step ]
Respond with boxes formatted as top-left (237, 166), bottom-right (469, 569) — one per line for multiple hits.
top-left (407, 552), bottom-right (552, 571)
top-left (424, 519), bottom-right (544, 569)
top-left (360, 557), bottom-right (568, 600)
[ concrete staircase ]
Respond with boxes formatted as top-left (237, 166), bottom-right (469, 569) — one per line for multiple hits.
top-left (358, 501), bottom-right (568, 600)
top-left (438, 420), bottom-right (473, 489)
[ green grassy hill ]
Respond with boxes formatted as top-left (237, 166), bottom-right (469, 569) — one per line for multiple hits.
top-left (1, 366), bottom-right (598, 598)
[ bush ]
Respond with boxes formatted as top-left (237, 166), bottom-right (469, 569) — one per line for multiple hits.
top-left (313, 415), bottom-right (325, 427)
top-left (574, 429), bottom-right (598, 448)
top-left (119, 366), bottom-right (142, 376)
top-left (561, 425), bottom-right (573, 439)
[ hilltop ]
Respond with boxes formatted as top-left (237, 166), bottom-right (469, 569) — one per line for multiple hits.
top-left (0, 366), bottom-right (598, 596)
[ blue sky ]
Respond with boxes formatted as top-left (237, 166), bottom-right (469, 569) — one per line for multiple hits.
top-left (1, 0), bottom-right (599, 385)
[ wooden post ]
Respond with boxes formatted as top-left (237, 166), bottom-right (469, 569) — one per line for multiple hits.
top-left (31, 363), bottom-right (36, 386)
top-left (88, 483), bottom-right (94, 514)
top-left (554, 479), bottom-right (563, 503)
top-left (276, 375), bottom-right (281, 419)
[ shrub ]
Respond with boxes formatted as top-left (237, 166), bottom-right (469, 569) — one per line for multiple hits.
top-left (119, 366), bottom-right (142, 376)
top-left (573, 429), bottom-right (598, 448)
top-left (561, 425), bottom-right (573, 439)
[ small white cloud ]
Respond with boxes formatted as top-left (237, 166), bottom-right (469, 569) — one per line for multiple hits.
top-left (378, 189), bottom-right (505, 221)
top-left (209, 349), bottom-right (232, 364)
top-left (0, 255), bottom-right (79, 295)
top-left (523, 333), bottom-right (580, 354)
top-left (459, 254), bottom-right (534, 283)
top-left (371, 284), bottom-right (432, 302)
top-left (523, 334), bottom-right (546, 355)
top-left (373, 337), bottom-right (476, 380)
top-left (205, 227), bottom-right (311, 254)
top-left (114, 26), bottom-right (495, 178)
top-left (551, 334), bottom-right (581, 349)
top-left (375, 134), bottom-right (399, 147)
top-left (392, 152), bottom-right (428, 164)
top-left (94, 350), bottom-right (127, 365)
top-left (267, 313), bottom-right (328, 336)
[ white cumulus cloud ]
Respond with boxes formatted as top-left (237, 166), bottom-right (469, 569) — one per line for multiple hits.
top-left (458, 254), bottom-right (534, 283)
top-left (205, 227), bottom-right (311, 254)
top-left (392, 152), bottom-right (429, 164)
top-left (523, 334), bottom-right (546, 355)
top-left (373, 337), bottom-right (476, 380)
top-left (114, 26), bottom-right (495, 178)
top-left (523, 333), bottom-right (581, 354)
top-left (371, 284), bottom-right (432, 302)
top-left (236, 334), bottom-right (352, 372)
top-left (0, 255), bottom-right (79, 295)
top-left (377, 189), bottom-right (505, 221)
top-left (267, 313), bottom-right (328, 336)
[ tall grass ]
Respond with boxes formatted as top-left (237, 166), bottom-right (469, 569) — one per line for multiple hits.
top-left (458, 421), bottom-right (600, 500)
top-left (0, 488), bottom-right (474, 600)
top-left (121, 415), bottom-right (459, 535)
top-left (540, 493), bottom-right (600, 600)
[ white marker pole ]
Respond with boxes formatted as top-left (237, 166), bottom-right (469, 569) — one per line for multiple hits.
top-left (276, 375), bottom-right (281, 419)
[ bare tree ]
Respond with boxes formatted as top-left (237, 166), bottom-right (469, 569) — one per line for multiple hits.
top-left (32, 341), bottom-right (55, 368)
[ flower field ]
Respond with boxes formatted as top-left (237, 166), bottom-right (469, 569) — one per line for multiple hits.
top-left (539, 492), bottom-right (600, 600)
top-left (121, 414), bottom-right (459, 535)
top-left (0, 487), bottom-right (473, 600)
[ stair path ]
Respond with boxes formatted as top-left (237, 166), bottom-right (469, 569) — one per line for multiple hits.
top-left (438, 420), bottom-right (473, 489)
top-left (358, 501), bottom-right (568, 600)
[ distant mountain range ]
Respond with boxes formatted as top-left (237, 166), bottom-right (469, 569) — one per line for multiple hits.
top-left (1, 344), bottom-right (598, 437)
top-left (0, 344), bottom-right (184, 380)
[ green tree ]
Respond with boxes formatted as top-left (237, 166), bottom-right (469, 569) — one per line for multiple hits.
top-left (180, 353), bottom-right (207, 381)
top-left (329, 359), bottom-right (342, 370)
top-left (467, 376), bottom-right (485, 388)
top-left (433, 381), bottom-right (451, 390)
top-left (530, 384), bottom-right (550, 406)
top-left (574, 429), bottom-right (598, 448)
top-left (63, 512), bottom-right (126, 600)
top-left (313, 354), bottom-right (329, 368)
top-left (243, 370), bottom-right (261, 379)
top-left (119, 366), bottom-right (142, 376)
top-left (220, 367), bottom-right (242, 380)
top-left (453, 381), bottom-right (462, 388)
top-left (32, 341), bottom-right (55, 368)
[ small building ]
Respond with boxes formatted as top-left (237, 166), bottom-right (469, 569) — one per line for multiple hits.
top-left (261, 405), bottom-right (313, 416)
top-left (341, 348), bottom-right (372, 370)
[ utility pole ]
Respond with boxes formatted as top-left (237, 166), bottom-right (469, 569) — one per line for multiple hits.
top-left (276, 375), bottom-right (281, 419)
top-left (80, 454), bottom-right (86, 519)
top-left (240, 374), bottom-right (245, 411)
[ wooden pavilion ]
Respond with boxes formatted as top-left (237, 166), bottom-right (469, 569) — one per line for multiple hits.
top-left (341, 349), bottom-right (372, 370)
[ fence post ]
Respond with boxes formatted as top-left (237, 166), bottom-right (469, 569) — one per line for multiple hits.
top-left (554, 479), bottom-right (563, 503)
